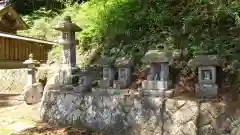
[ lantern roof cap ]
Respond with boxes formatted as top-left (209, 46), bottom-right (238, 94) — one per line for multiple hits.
top-left (53, 16), bottom-right (82, 32)
top-left (23, 54), bottom-right (40, 65)
top-left (189, 55), bottom-right (221, 67)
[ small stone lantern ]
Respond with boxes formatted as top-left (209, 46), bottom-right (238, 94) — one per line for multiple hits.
top-left (23, 54), bottom-right (40, 86)
top-left (23, 54), bottom-right (43, 104)
top-left (141, 50), bottom-right (173, 97)
top-left (98, 57), bottom-right (115, 88)
top-left (113, 57), bottom-right (133, 89)
top-left (53, 16), bottom-right (82, 71)
top-left (190, 55), bottom-right (221, 98)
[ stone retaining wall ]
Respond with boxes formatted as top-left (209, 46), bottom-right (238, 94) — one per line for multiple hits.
top-left (0, 69), bottom-right (27, 93)
top-left (40, 90), bottom-right (240, 135)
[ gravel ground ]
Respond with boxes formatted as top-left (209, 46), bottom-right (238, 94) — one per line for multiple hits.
top-left (0, 93), bottom-right (103, 135)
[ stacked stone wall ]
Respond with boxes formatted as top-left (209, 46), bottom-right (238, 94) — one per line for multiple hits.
top-left (41, 90), bottom-right (240, 135)
top-left (0, 69), bottom-right (27, 93)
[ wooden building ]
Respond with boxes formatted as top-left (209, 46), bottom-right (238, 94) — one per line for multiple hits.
top-left (0, 1), bottom-right (57, 69)
top-left (0, 32), bottom-right (56, 69)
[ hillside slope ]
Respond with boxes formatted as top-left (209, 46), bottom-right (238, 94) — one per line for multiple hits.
top-left (18, 0), bottom-right (240, 68)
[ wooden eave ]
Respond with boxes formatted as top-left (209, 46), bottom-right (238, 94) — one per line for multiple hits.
top-left (0, 32), bottom-right (57, 45)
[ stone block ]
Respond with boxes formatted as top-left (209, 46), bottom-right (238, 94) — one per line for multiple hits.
top-left (113, 80), bottom-right (130, 89)
top-left (141, 89), bottom-right (174, 97)
top-left (195, 83), bottom-right (218, 98)
top-left (113, 80), bottom-right (121, 89)
top-left (99, 79), bottom-right (112, 88)
top-left (142, 80), bottom-right (172, 90)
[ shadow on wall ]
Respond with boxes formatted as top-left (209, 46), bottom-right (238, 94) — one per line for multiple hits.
top-left (0, 93), bottom-right (21, 108)
top-left (15, 121), bottom-right (104, 135)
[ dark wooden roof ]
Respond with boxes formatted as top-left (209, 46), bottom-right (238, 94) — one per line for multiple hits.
top-left (0, 4), bottom-right (29, 31)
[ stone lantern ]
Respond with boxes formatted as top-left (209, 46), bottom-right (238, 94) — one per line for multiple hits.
top-left (113, 57), bottom-right (133, 89)
top-left (23, 54), bottom-right (40, 86)
top-left (53, 16), bottom-right (82, 71)
top-left (98, 57), bottom-right (115, 88)
top-left (190, 55), bottom-right (221, 98)
top-left (141, 50), bottom-right (173, 97)
top-left (23, 54), bottom-right (43, 104)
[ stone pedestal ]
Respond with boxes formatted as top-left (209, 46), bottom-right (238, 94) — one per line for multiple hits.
top-left (141, 80), bottom-right (174, 97)
top-left (99, 79), bottom-right (112, 88)
top-left (195, 84), bottom-right (218, 98)
top-left (113, 80), bottom-right (122, 89)
top-left (142, 80), bottom-right (172, 90)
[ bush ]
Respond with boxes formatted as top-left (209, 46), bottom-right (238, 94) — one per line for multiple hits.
top-left (19, 0), bottom-right (240, 68)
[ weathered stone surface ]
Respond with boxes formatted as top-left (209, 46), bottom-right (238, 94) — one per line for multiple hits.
top-left (41, 89), bottom-right (240, 135)
top-left (163, 99), bottom-right (198, 135)
top-left (41, 91), bottom-right (198, 135)
top-left (23, 83), bottom-right (43, 104)
top-left (142, 50), bottom-right (172, 63)
top-left (0, 69), bottom-right (27, 92)
top-left (198, 102), bottom-right (239, 135)
top-left (189, 55), bottom-right (220, 67)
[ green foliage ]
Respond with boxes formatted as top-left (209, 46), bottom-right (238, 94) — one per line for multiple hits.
top-left (19, 0), bottom-right (240, 67)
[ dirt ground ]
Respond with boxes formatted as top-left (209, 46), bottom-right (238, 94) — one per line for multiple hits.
top-left (0, 93), bottom-right (102, 135)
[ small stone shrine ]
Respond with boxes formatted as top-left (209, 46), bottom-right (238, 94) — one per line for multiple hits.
top-left (98, 57), bottom-right (115, 88)
top-left (141, 50), bottom-right (173, 97)
top-left (53, 16), bottom-right (82, 85)
top-left (113, 57), bottom-right (133, 89)
top-left (74, 69), bottom-right (93, 93)
top-left (190, 55), bottom-right (221, 98)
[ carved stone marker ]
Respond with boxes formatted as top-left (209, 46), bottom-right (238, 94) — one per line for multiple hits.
top-left (113, 57), bottom-right (133, 89)
top-left (98, 57), bottom-right (115, 88)
top-left (53, 16), bottom-right (82, 85)
top-left (141, 50), bottom-right (173, 97)
top-left (23, 54), bottom-right (43, 105)
top-left (74, 69), bottom-right (93, 93)
top-left (189, 55), bottom-right (220, 98)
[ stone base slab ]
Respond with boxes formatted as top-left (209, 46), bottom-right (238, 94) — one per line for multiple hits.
top-left (99, 79), bottom-right (112, 88)
top-left (113, 80), bottom-right (130, 89)
top-left (195, 83), bottom-right (218, 98)
top-left (92, 87), bottom-right (129, 95)
top-left (142, 80), bottom-right (172, 90)
top-left (141, 89), bottom-right (174, 97)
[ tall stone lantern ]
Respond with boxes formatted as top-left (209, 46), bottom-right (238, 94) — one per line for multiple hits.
top-left (53, 16), bottom-right (82, 85)
top-left (53, 16), bottom-right (82, 72)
